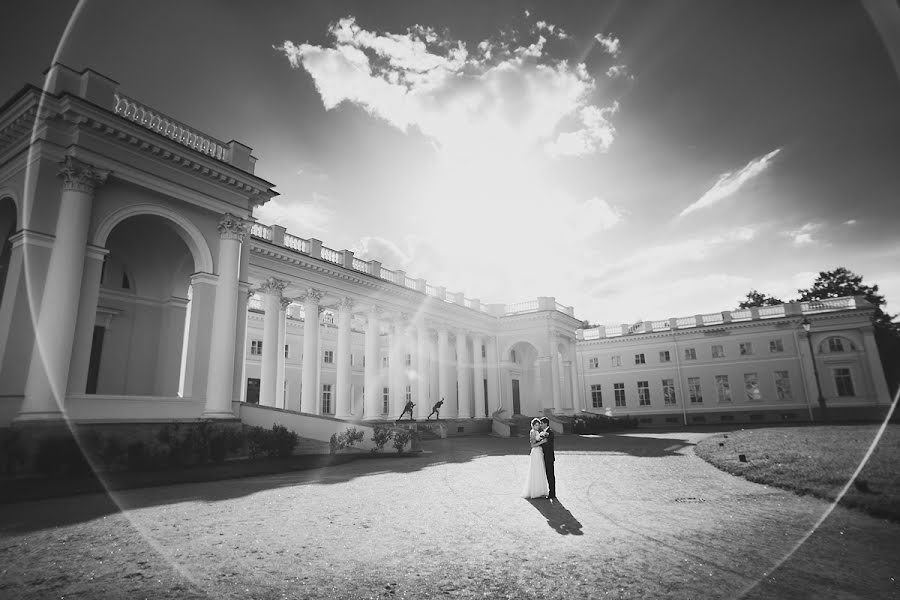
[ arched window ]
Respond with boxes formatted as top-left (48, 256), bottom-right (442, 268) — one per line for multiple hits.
top-left (824, 336), bottom-right (855, 353)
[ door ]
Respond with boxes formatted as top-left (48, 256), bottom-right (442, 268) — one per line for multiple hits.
top-left (512, 379), bottom-right (521, 415)
top-left (86, 325), bottom-right (105, 394)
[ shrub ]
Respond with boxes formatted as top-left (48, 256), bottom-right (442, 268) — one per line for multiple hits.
top-left (330, 427), bottom-right (366, 453)
top-left (391, 429), bottom-right (411, 453)
top-left (269, 424), bottom-right (298, 458)
top-left (371, 426), bottom-right (393, 453)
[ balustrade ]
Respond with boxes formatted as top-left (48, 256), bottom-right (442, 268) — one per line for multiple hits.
top-left (758, 305), bottom-right (785, 318)
top-left (283, 233), bottom-right (309, 253)
top-left (505, 300), bottom-right (539, 314)
top-left (730, 309), bottom-right (752, 321)
top-left (701, 313), bottom-right (724, 326)
top-left (404, 276), bottom-right (418, 290)
top-left (113, 93), bottom-right (231, 162)
top-left (320, 246), bottom-right (341, 265)
top-left (651, 319), bottom-right (671, 332)
top-left (352, 257), bottom-right (369, 273)
top-left (380, 267), bottom-right (399, 284)
top-left (250, 223), bottom-right (272, 241)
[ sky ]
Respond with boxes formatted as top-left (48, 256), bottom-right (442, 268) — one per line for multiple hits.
top-left (3, 0), bottom-right (900, 326)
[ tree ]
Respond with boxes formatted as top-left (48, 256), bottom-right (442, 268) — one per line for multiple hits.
top-left (737, 289), bottom-right (784, 309)
top-left (797, 267), bottom-right (900, 395)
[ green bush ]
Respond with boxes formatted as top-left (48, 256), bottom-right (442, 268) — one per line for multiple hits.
top-left (245, 424), bottom-right (298, 459)
top-left (391, 429), bottom-right (411, 453)
top-left (371, 426), bottom-right (393, 453)
top-left (330, 427), bottom-right (366, 453)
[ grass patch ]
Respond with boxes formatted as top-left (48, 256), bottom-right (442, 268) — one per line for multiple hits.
top-left (695, 424), bottom-right (900, 522)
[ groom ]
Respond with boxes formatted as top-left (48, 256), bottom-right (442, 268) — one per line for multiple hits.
top-left (539, 417), bottom-right (556, 499)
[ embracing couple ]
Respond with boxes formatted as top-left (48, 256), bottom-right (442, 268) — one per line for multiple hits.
top-left (521, 416), bottom-right (556, 500)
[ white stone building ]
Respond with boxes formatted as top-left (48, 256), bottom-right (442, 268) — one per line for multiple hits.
top-left (0, 65), bottom-right (891, 441)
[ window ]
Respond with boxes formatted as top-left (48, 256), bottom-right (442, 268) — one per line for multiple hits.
top-left (382, 356), bottom-right (389, 367)
top-left (510, 349), bottom-right (517, 363)
top-left (382, 387), bottom-right (390, 413)
top-left (715, 375), bottom-right (731, 403)
top-left (712, 345), bottom-right (725, 359)
top-left (659, 350), bottom-right (671, 363)
top-left (611, 355), bottom-right (621, 367)
top-left (834, 368), bottom-right (855, 396)
top-left (320, 384), bottom-right (331, 412)
top-left (662, 379), bottom-right (676, 405)
top-left (284, 344), bottom-right (290, 359)
top-left (684, 348), bottom-right (697, 360)
top-left (590, 384), bottom-right (603, 408)
top-left (251, 340), bottom-right (262, 355)
top-left (688, 377), bottom-right (702, 403)
top-left (589, 357), bottom-right (599, 369)
top-left (774, 371), bottom-right (792, 401)
top-left (638, 381), bottom-right (651, 406)
top-left (739, 342), bottom-right (753, 356)
top-left (323, 350), bottom-right (334, 364)
top-left (635, 353), bottom-right (646, 365)
top-left (481, 345), bottom-right (486, 358)
top-left (769, 339), bottom-right (784, 353)
top-left (405, 385), bottom-right (412, 402)
top-left (614, 383), bottom-right (626, 407)
top-left (405, 353), bottom-right (412, 367)
top-left (350, 354), bottom-right (354, 366)
top-left (828, 337), bottom-right (848, 352)
top-left (744, 373), bottom-right (761, 401)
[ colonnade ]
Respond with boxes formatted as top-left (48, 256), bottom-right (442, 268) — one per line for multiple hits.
top-left (249, 278), bottom-right (502, 421)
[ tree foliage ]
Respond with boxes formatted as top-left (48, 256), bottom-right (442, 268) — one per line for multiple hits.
top-left (737, 289), bottom-right (784, 309)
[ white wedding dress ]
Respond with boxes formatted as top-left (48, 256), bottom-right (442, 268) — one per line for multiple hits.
top-left (521, 430), bottom-right (549, 498)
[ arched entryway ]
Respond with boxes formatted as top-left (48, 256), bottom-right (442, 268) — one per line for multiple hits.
top-left (88, 212), bottom-right (208, 397)
top-left (504, 341), bottom-right (539, 415)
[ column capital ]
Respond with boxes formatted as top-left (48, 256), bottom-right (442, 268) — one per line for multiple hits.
top-left (59, 156), bottom-right (109, 194)
top-left (280, 296), bottom-right (293, 311)
top-left (299, 287), bottom-right (324, 305)
top-left (218, 212), bottom-right (252, 241)
top-left (337, 297), bottom-right (355, 312)
top-left (257, 276), bottom-right (288, 296)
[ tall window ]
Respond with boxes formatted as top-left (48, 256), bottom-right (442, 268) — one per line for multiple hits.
top-left (834, 368), bottom-right (855, 396)
top-left (613, 383), bottom-right (626, 407)
top-left (715, 375), bottom-right (731, 403)
top-left (382, 356), bottom-right (389, 367)
top-left (405, 385), bottom-right (412, 402)
top-left (382, 387), bottom-right (390, 413)
top-left (662, 379), bottom-right (676, 405)
top-left (321, 384), bottom-right (332, 414)
top-left (634, 353), bottom-right (646, 365)
top-left (637, 381), bottom-right (650, 406)
top-left (688, 377), bottom-right (702, 403)
top-left (684, 348), bottom-right (697, 360)
top-left (712, 345), bottom-right (725, 359)
top-left (251, 340), bottom-right (262, 355)
top-left (611, 355), bottom-right (621, 367)
top-left (590, 384), bottom-right (603, 408)
top-left (406, 353), bottom-right (412, 367)
top-left (589, 357), bottom-right (599, 369)
top-left (481, 345), bottom-right (486, 358)
top-left (769, 339), bottom-right (784, 353)
top-left (828, 337), bottom-right (849, 352)
top-left (659, 350), bottom-right (671, 363)
top-left (774, 371), bottom-right (792, 401)
top-left (323, 350), bottom-right (334, 364)
top-left (284, 344), bottom-right (290, 359)
top-left (744, 373), bottom-right (761, 401)
top-left (739, 342), bottom-right (753, 356)
top-left (510, 349), bottom-right (517, 363)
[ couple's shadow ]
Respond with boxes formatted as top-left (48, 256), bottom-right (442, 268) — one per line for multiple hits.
top-left (526, 498), bottom-right (583, 535)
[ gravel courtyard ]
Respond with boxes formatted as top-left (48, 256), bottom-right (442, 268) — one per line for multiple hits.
top-left (1, 430), bottom-right (897, 599)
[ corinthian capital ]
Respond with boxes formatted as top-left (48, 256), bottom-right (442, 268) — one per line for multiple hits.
top-left (280, 296), bottom-right (294, 311)
top-left (258, 276), bottom-right (287, 296)
top-left (59, 157), bottom-right (109, 194)
top-left (299, 287), bottom-right (324, 305)
top-left (338, 297), bottom-right (355, 312)
top-left (218, 212), bottom-right (252, 241)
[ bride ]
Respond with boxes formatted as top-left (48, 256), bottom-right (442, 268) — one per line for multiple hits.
top-left (521, 417), bottom-right (550, 498)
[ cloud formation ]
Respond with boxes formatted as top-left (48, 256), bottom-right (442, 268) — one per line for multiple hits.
top-left (677, 148), bottom-right (781, 218)
top-left (278, 16), bottom-right (621, 159)
top-left (785, 222), bottom-right (821, 246)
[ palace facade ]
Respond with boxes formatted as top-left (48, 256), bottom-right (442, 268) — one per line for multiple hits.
top-left (0, 65), bottom-right (891, 442)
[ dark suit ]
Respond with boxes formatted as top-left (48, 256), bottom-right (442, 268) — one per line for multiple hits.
top-left (542, 428), bottom-right (556, 498)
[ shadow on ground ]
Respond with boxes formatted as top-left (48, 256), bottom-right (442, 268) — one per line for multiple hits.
top-left (0, 431), bottom-right (713, 534)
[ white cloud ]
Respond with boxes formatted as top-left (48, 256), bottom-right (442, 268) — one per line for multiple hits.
top-left (786, 222), bottom-right (820, 246)
top-left (594, 33), bottom-right (621, 56)
top-left (253, 193), bottom-right (335, 236)
top-left (606, 65), bottom-right (629, 78)
top-left (352, 236), bottom-right (412, 268)
top-left (677, 148), bottom-right (781, 218)
top-left (843, 219), bottom-right (857, 225)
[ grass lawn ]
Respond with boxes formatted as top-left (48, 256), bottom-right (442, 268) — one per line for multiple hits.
top-left (695, 423), bottom-right (900, 522)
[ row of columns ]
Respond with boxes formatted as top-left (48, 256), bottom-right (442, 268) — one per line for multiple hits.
top-left (250, 282), bottom-right (500, 420)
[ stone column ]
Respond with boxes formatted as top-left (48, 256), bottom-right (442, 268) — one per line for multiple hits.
top-left (203, 213), bottom-right (251, 418)
top-left (276, 296), bottom-right (291, 409)
top-left (389, 319), bottom-right (408, 418)
top-left (486, 336), bottom-right (500, 414)
top-left (66, 244), bottom-right (109, 395)
top-left (364, 306), bottom-right (382, 420)
top-left (456, 329), bottom-right (471, 418)
top-left (258, 277), bottom-right (286, 407)
top-left (550, 344), bottom-right (562, 413)
top-left (862, 328), bottom-right (891, 402)
top-left (415, 324), bottom-right (429, 419)
top-left (236, 288), bottom-right (254, 403)
top-left (18, 158), bottom-right (108, 421)
top-left (568, 355), bottom-right (582, 412)
top-left (300, 288), bottom-right (324, 414)
top-left (472, 333), bottom-right (486, 418)
top-left (437, 326), bottom-right (451, 416)
top-left (335, 297), bottom-right (354, 419)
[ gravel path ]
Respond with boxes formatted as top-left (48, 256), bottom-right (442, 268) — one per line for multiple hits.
top-left (1, 431), bottom-right (897, 599)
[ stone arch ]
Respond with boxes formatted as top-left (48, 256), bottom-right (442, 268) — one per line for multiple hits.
top-left (93, 203), bottom-right (214, 274)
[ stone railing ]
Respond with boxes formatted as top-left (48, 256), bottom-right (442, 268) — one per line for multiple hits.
top-left (504, 300), bottom-right (539, 314)
top-left (579, 297), bottom-right (867, 340)
top-left (250, 223), bottom-right (272, 241)
top-left (320, 246), bottom-right (341, 265)
top-left (113, 93), bottom-right (231, 162)
top-left (283, 233), bottom-right (309, 253)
